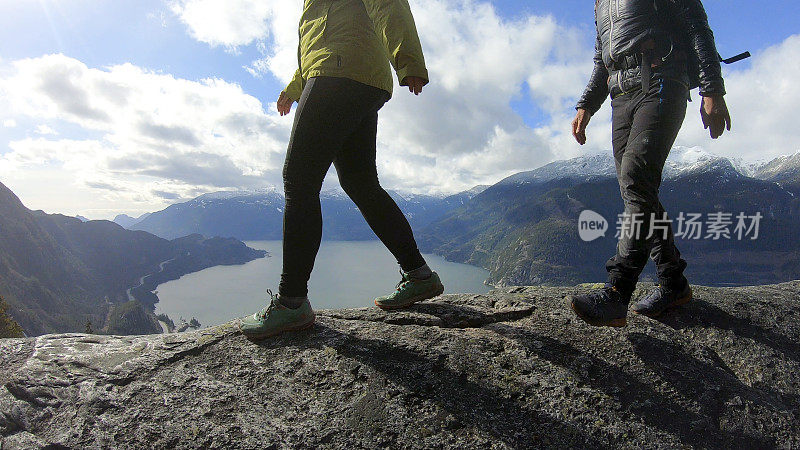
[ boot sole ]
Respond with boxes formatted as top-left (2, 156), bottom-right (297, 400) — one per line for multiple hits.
top-left (375, 284), bottom-right (445, 311)
top-left (569, 298), bottom-right (627, 328)
top-left (240, 313), bottom-right (316, 341)
top-left (633, 287), bottom-right (693, 318)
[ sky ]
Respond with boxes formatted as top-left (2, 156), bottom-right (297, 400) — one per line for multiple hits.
top-left (0, 0), bottom-right (798, 220)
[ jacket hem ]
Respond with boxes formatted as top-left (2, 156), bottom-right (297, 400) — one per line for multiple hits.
top-left (305, 69), bottom-right (394, 97)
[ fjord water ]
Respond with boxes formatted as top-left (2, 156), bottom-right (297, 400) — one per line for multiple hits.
top-left (155, 240), bottom-right (491, 327)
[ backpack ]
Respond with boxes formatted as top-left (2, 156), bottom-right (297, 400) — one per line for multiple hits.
top-left (653, 0), bottom-right (749, 89)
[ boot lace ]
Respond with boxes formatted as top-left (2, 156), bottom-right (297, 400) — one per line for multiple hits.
top-left (257, 289), bottom-right (279, 321)
top-left (395, 271), bottom-right (411, 292)
top-left (597, 284), bottom-right (622, 305)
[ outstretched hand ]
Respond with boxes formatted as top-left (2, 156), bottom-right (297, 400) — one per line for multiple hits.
top-left (277, 91), bottom-right (293, 116)
top-left (572, 108), bottom-right (592, 145)
top-left (402, 76), bottom-right (426, 95)
top-left (700, 96), bottom-right (731, 139)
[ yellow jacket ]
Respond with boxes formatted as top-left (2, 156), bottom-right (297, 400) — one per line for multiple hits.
top-left (283, 0), bottom-right (428, 101)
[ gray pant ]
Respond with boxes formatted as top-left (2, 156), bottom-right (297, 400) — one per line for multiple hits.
top-left (606, 77), bottom-right (688, 296)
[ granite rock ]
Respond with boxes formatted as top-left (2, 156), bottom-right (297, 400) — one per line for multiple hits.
top-left (1, 282), bottom-right (799, 449)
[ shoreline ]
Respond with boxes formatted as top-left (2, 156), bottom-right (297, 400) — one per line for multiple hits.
top-left (152, 240), bottom-right (492, 330)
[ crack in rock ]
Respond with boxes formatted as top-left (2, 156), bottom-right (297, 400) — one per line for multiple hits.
top-left (320, 303), bottom-right (535, 329)
top-left (4, 383), bottom-right (61, 408)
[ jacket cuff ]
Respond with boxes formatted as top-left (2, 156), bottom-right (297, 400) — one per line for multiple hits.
top-left (283, 84), bottom-right (303, 103)
top-left (575, 101), bottom-right (601, 115)
top-left (699, 85), bottom-right (726, 97)
top-left (283, 71), bottom-right (305, 102)
top-left (397, 65), bottom-right (429, 86)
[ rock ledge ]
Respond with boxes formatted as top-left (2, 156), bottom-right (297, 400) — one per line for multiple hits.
top-left (2, 282), bottom-right (799, 449)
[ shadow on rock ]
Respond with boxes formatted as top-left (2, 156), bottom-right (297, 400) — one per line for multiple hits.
top-left (489, 324), bottom-right (775, 449)
top-left (653, 298), bottom-right (800, 363)
top-left (256, 318), bottom-right (606, 448)
top-left (628, 332), bottom-right (798, 449)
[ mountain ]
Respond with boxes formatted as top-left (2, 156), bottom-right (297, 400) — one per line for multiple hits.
top-left (2, 282), bottom-right (799, 448)
top-left (500, 151), bottom-right (617, 185)
top-left (113, 212), bottom-right (152, 229)
top-left (0, 181), bottom-right (265, 336)
top-left (500, 146), bottom-right (742, 186)
top-left (753, 150), bottom-right (800, 192)
top-left (419, 149), bottom-right (800, 287)
top-left (0, 295), bottom-right (24, 338)
top-left (462, 184), bottom-right (490, 197)
top-left (132, 187), bottom-right (482, 241)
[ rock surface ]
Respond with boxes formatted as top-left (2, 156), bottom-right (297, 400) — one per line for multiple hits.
top-left (1, 282), bottom-right (799, 449)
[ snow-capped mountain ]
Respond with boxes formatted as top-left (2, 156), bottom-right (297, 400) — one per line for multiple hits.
top-left (663, 146), bottom-right (730, 177)
top-left (752, 150), bottom-right (800, 186)
top-left (131, 186), bottom-right (481, 241)
top-left (194, 186), bottom-right (283, 202)
top-left (500, 152), bottom-right (616, 185)
top-left (501, 146), bottom-right (773, 185)
top-left (127, 148), bottom-right (800, 243)
top-left (462, 185), bottom-right (490, 198)
top-left (418, 148), bottom-right (800, 288)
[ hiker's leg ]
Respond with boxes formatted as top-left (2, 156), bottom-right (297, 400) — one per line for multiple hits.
top-left (279, 77), bottom-right (374, 298)
top-left (604, 91), bottom-right (636, 294)
top-left (649, 200), bottom-right (688, 288)
top-left (569, 91), bottom-right (640, 328)
top-left (334, 106), bottom-right (426, 273)
top-left (606, 79), bottom-right (688, 295)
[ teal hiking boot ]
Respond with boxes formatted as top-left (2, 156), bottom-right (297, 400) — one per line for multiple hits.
top-left (375, 271), bottom-right (444, 310)
top-left (239, 290), bottom-right (315, 340)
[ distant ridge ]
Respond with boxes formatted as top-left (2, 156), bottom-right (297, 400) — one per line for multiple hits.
top-left (113, 213), bottom-right (152, 229)
top-left (0, 181), bottom-right (265, 336)
top-left (131, 187), bottom-right (484, 241)
top-left (419, 148), bottom-right (800, 287)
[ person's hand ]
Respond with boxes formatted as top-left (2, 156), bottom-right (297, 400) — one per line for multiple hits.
top-left (700, 95), bottom-right (731, 139)
top-left (277, 91), bottom-right (293, 116)
top-left (402, 76), bottom-right (425, 95)
top-left (572, 108), bottom-right (592, 145)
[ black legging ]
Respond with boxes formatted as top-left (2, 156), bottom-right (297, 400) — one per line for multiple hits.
top-left (279, 76), bottom-right (426, 298)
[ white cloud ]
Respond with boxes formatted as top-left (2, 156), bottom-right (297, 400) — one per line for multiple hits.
top-left (373, 1), bottom-right (597, 191)
top-left (0, 54), bottom-right (293, 216)
top-left (171, 0), bottom-right (597, 193)
top-left (4, 1), bottom-right (799, 218)
top-left (168, 0), bottom-right (273, 49)
top-left (35, 124), bottom-right (58, 135)
top-left (2, 119), bottom-right (16, 128)
top-left (171, 0), bottom-right (800, 176)
top-left (675, 34), bottom-right (800, 162)
top-left (168, 0), bottom-right (303, 83)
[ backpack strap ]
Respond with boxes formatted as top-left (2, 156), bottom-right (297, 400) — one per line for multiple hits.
top-left (641, 50), bottom-right (653, 94)
top-left (720, 52), bottom-right (751, 64)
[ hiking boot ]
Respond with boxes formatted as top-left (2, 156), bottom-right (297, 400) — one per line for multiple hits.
top-left (633, 280), bottom-right (692, 318)
top-left (239, 290), bottom-right (315, 340)
top-left (569, 285), bottom-right (630, 328)
top-left (375, 271), bottom-right (444, 310)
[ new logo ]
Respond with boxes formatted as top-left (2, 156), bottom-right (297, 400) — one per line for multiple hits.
top-left (578, 210), bottom-right (608, 242)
